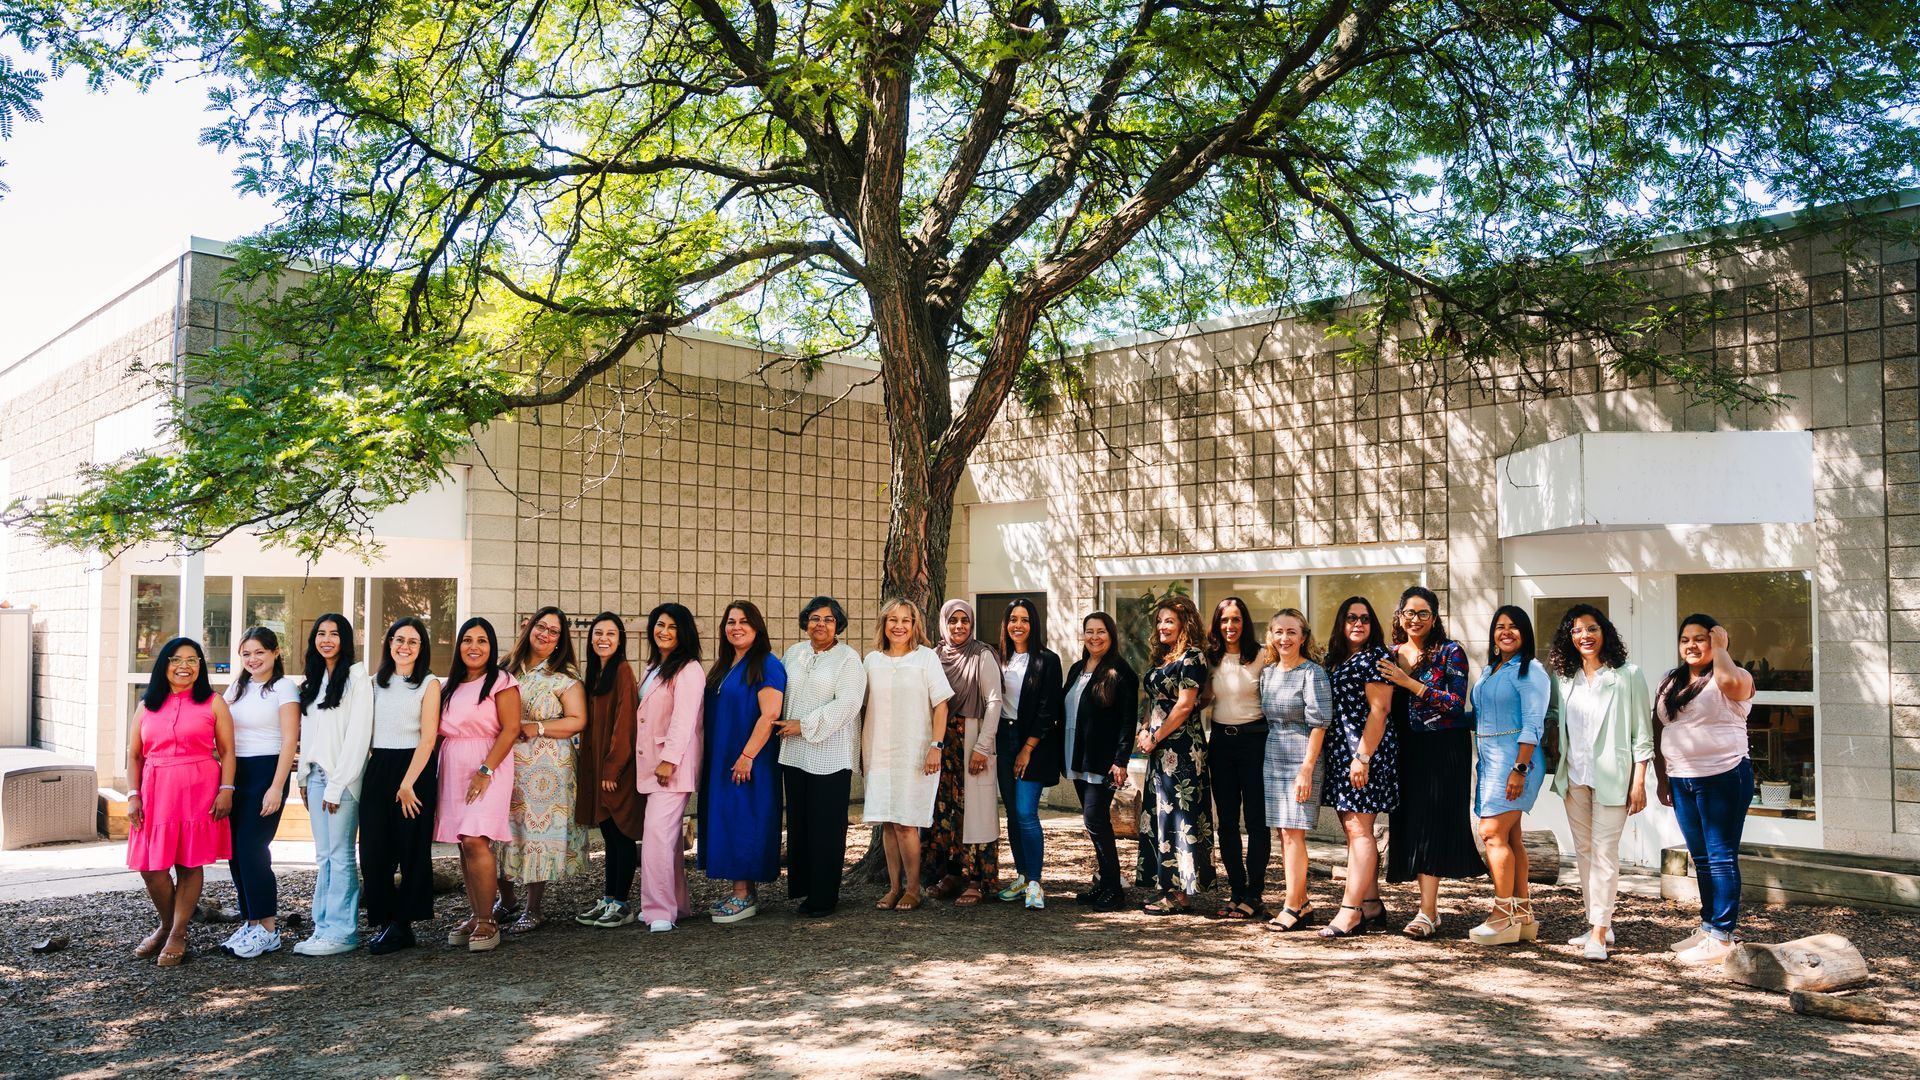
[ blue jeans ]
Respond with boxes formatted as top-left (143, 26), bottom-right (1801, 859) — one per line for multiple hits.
top-left (1669, 758), bottom-right (1753, 941)
top-left (305, 769), bottom-right (362, 944)
top-left (995, 747), bottom-right (1046, 883)
top-left (230, 755), bottom-right (288, 920)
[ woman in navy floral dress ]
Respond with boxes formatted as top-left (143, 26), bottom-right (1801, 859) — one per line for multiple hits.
top-left (1318, 596), bottom-right (1396, 938)
top-left (1135, 595), bottom-right (1216, 914)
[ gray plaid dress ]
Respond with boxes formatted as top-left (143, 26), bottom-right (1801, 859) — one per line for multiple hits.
top-left (1260, 659), bottom-right (1332, 830)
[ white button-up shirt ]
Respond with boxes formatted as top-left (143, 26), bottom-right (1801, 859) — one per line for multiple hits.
top-left (776, 640), bottom-right (868, 775)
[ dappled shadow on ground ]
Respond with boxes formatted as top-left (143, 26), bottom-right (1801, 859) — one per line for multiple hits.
top-left (2, 823), bottom-right (1916, 1078)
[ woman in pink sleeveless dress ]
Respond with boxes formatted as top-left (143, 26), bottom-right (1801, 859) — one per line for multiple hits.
top-left (433, 617), bottom-right (522, 952)
top-left (126, 637), bottom-right (236, 967)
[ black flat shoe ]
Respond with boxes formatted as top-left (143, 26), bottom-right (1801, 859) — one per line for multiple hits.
top-left (368, 923), bottom-right (416, 955)
top-left (796, 904), bottom-right (835, 919)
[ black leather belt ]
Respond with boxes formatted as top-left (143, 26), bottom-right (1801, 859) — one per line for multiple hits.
top-left (1212, 722), bottom-right (1269, 736)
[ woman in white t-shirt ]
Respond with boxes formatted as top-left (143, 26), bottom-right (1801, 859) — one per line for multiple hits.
top-left (220, 627), bottom-right (302, 959)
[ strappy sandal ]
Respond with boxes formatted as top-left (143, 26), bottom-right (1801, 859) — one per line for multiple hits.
top-left (467, 918), bottom-right (501, 952)
top-left (1316, 905), bottom-right (1364, 938)
top-left (134, 925), bottom-right (169, 959)
top-left (506, 911), bottom-right (544, 935)
top-left (1216, 900), bottom-right (1256, 920)
top-left (928, 874), bottom-right (963, 900)
top-left (155, 933), bottom-right (189, 968)
top-left (953, 885), bottom-right (984, 906)
top-left (1514, 898), bottom-right (1539, 941)
top-left (1141, 894), bottom-right (1189, 916)
top-left (1402, 912), bottom-right (1441, 939)
top-left (875, 889), bottom-right (902, 910)
top-left (1361, 896), bottom-right (1389, 930)
top-left (895, 890), bottom-right (923, 911)
top-left (447, 916), bottom-right (477, 946)
top-left (1266, 904), bottom-right (1315, 932)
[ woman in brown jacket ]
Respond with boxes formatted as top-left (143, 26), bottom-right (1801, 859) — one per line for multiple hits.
top-left (575, 612), bottom-right (645, 927)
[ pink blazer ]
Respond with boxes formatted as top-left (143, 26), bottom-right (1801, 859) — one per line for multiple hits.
top-left (636, 661), bottom-right (705, 795)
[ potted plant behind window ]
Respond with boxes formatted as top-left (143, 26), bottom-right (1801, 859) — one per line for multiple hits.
top-left (1757, 762), bottom-right (1793, 809)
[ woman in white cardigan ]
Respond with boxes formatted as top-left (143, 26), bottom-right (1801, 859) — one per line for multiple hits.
top-left (293, 613), bottom-right (374, 955)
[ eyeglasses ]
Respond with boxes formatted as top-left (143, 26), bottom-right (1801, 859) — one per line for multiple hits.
top-left (806, 614), bottom-right (838, 625)
top-left (1343, 615), bottom-right (1371, 626)
top-left (531, 623), bottom-right (562, 639)
top-left (1400, 610), bottom-right (1434, 622)
top-left (167, 655), bottom-right (201, 667)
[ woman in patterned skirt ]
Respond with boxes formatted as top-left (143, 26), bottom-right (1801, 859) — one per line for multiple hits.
top-left (494, 606), bottom-right (588, 933)
top-left (1136, 594), bottom-right (1215, 915)
top-left (924, 598), bottom-right (1003, 906)
top-left (1317, 596), bottom-right (1397, 939)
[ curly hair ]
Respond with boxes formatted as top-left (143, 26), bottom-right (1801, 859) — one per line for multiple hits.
top-left (1546, 603), bottom-right (1628, 677)
top-left (1147, 594), bottom-right (1205, 669)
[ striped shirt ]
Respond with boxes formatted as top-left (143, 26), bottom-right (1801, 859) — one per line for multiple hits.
top-left (776, 640), bottom-right (868, 776)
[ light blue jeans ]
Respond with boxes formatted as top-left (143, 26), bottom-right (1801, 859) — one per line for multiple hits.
top-left (305, 768), bottom-right (362, 944)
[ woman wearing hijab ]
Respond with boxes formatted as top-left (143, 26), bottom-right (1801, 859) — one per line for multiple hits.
top-left (922, 598), bottom-right (1004, 906)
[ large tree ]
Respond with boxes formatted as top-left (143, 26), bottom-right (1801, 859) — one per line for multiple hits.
top-left (9, 0), bottom-right (1920, 608)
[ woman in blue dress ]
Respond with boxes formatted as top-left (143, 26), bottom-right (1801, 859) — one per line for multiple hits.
top-left (1467, 605), bottom-right (1550, 946)
top-left (699, 601), bottom-right (787, 924)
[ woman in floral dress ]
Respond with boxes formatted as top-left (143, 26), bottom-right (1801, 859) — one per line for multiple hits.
top-left (494, 606), bottom-right (588, 932)
top-left (1135, 594), bottom-right (1215, 914)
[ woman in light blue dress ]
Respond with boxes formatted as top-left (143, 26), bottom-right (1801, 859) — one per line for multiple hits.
top-left (1467, 605), bottom-right (1550, 946)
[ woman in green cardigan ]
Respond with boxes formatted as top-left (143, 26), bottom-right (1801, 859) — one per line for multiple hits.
top-left (1546, 604), bottom-right (1653, 962)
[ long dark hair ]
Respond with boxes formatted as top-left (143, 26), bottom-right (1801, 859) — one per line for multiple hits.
top-left (442, 617), bottom-right (501, 711)
top-left (1324, 596), bottom-right (1385, 669)
top-left (999, 597), bottom-right (1046, 658)
top-left (708, 600), bottom-right (772, 693)
top-left (1147, 594), bottom-right (1205, 668)
top-left (375, 616), bottom-right (433, 689)
top-left (645, 603), bottom-right (702, 684)
top-left (508, 605), bottom-right (578, 679)
top-left (1078, 611), bottom-right (1137, 711)
top-left (299, 613), bottom-right (355, 711)
top-left (141, 637), bottom-right (215, 712)
top-left (583, 612), bottom-right (629, 697)
top-left (1204, 596), bottom-right (1261, 666)
top-left (1656, 612), bottom-right (1721, 723)
top-left (1485, 605), bottom-right (1536, 678)
top-left (1390, 585), bottom-right (1451, 668)
top-left (1546, 603), bottom-right (1628, 677)
top-left (228, 626), bottom-right (286, 699)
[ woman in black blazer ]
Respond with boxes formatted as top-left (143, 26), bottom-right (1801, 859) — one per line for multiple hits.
top-left (994, 598), bottom-right (1064, 910)
top-left (1062, 611), bottom-right (1140, 911)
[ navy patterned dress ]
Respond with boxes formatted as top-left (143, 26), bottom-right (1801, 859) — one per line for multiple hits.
top-left (1320, 645), bottom-right (1399, 814)
top-left (1135, 646), bottom-right (1217, 894)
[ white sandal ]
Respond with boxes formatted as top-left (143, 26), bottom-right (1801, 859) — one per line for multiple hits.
top-left (1402, 911), bottom-right (1441, 939)
top-left (1468, 898), bottom-right (1522, 945)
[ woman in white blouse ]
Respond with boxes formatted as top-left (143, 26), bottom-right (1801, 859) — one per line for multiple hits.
top-left (293, 613), bottom-right (374, 956)
top-left (861, 598), bottom-right (954, 911)
top-left (775, 596), bottom-right (868, 918)
top-left (220, 626), bottom-right (301, 959)
top-left (360, 617), bottom-right (443, 955)
top-left (1206, 597), bottom-right (1271, 919)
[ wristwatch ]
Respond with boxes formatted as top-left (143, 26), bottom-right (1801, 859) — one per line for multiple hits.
top-left (537, 721), bottom-right (548, 737)
top-left (477, 763), bottom-right (495, 777)
top-left (1511, 761), bottom-right (1532, 776)
top-left (1354, 750), bottom-right (1372, 764)
top-left (930, 740), bottom-right (945, 750)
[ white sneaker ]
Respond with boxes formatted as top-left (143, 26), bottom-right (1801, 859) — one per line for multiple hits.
top-left (575, 899), bottom-right (612, 927)
top-left (221, 924), bottom-right (258, 953)
top-left (292, 936), bottom-right (357, 956)
top-left (1583, 937), bottom-right (1610, 961)
top-left (1674, 936), bottom-right (1736, 966)
top-left (1023, 881), bottom-right (1045, 910)
top-left (648, 920), bottom-right (675, 933)
top-left (1567, 927), bottom-right (1615, 947)
top-left (1669, 928), bottom-right (1708, 953)
top-left (230, 925), bottom-right (278, 959)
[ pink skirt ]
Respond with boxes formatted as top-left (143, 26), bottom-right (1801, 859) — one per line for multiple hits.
top-left (126, 759), bottom-right (232, 871)
top-left (434, 736), bottom-right (515, 843)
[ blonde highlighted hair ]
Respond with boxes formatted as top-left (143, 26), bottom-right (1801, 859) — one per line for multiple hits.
top-left (872, 597), bottom-right (930, 652)
top-left (1265, 607), bottom-right (1323, 664)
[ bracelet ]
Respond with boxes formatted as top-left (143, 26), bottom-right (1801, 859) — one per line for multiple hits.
top-left (537, 721), bottom-right (547, 738)
top-left (218, 785), bottom-right (236, 791)
top-left (126, 790), bottom-right (140, 799)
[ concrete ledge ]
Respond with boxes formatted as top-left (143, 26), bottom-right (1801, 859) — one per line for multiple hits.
top-left (1661, 843), bottom-right (1920, 912)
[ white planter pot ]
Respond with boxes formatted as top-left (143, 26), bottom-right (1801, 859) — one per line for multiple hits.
top-left (1759, 781), bottom-right (1792, 809)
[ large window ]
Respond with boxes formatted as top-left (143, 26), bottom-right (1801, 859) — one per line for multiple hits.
top-left (1675, 570), bottom-right (1816, 819)
top-left (129, 574), bottom-right (233, 674)
top-left (243, 577), bottom-right (346, 676)
top-left (356, 577), bottom-right (461, 671)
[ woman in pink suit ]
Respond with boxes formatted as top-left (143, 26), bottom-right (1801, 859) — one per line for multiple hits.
top-left (635, 602), bottom-right (704, 932)
top-left (126, 637), bottom-right (236, 967)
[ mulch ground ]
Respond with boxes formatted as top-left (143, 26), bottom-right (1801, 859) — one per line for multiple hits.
top-left (2, 822), bottom-right (1916, 1078)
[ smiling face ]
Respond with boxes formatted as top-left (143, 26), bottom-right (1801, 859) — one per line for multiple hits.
top-left (1216, 603), bottom-right (1243, 647)
top-left (1398, 595), bottom-right (1434, 644)
top-left (1270, 614), bottom-right (1306, 661)
top-left (1156, 608), bottom-right (1180, 646)
top-left (459, 626), bottom-right (492, 673)
top-left (1492, 614), bottom-right (1522, 659)
top-left (1083, 617), bottom-right (1111, 661)
top-left (886, 605), bottom-right (918, 648)
top-left (590, 619), bottom-right (621, 660)
top-left (1343, 603), bottom-right (1372, 646)
top-left (1005, 606), bottom-right (1032, 650)
top-left (313, 620), bottom-right (342, 664)
top-left (945, 608), bottom-right (973, 647)
top-left (165, 645), bottom-right (201, 691)
top-left (652, 613), bottom-right (679, 655)
top-left (1678, 622), bottom-right (1713, 670)
top-left (238, 637), bottom-right (276, 680)
top-left (805, 606), bottom-right (838, 649)
top-left (1570, 615), bottom-right (1605, 662)
top-left (388, 623), bottom-right (423, 674)
top-left (724, 607), bottom-right (757, 655)
top-left (528, 612), bottom-right (564, 663)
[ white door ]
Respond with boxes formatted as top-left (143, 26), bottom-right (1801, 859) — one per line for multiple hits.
top-left (1507, 574), bottom-right (1670, 868)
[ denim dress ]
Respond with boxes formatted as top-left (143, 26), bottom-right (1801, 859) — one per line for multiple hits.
top-left (1469, 658), bottom-right (1550, 816)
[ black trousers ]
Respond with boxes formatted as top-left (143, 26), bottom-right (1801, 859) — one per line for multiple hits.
top-left (1209, 725), bottom-right (1270, 903)
top-left (783, 765), bottom-right (852, 911)
top-left (599, 818), bottom-right (639, 901)
top-left (1074, 779), bottom-right (1123, 890)
top-left (359, 747), bottom-right (438, 925)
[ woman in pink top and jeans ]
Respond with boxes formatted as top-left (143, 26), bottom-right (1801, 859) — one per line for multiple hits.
top-left (1652, 613), bottom-right (1756, 966)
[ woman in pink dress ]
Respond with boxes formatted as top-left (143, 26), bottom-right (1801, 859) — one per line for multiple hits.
top-left (126, 637), bottom-right (236, 967)
top-left (433, 617), bottom-right (523, 952)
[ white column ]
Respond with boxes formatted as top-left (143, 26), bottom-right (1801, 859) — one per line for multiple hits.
top-left (179, 552), bottom-right (205, 643)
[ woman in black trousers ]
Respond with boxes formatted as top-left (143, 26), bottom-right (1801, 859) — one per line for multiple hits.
top-left (1205, 596), bottom-right (1271, 919)
top-left (361, 617), bottom-right (443, 954)
top-left (1063, 611), bottom-right (1140, 911)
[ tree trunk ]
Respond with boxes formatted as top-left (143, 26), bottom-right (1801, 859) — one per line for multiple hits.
top-left (1725, 934), bottom-right (1871, 993)
top-left (1790, 991), bottom-right (1889, 1024)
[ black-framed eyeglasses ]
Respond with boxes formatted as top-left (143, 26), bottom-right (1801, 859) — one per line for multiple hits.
top-left (1343, 614), bottom-right (1371, 625)
top-left (1400, 610), bottom-right (1434, 622)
